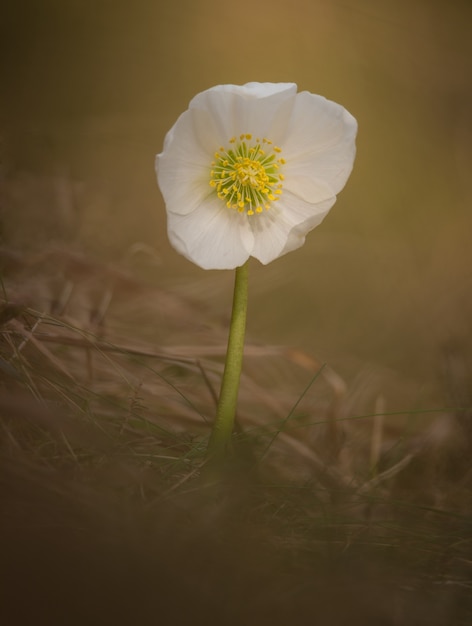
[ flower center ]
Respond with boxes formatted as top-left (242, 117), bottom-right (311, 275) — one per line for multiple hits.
top-left (209, 134), bottom-right (285, 216)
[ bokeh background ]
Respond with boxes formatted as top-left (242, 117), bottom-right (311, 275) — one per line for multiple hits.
top-left (2, 0), bottom-right (472, 398)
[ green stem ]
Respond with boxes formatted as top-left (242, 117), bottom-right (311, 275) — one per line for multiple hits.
top-left (206, 260), bottom-right (249, 464)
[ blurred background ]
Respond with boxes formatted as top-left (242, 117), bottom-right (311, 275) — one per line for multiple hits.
top-left (2, 0), bottom-right (472, 399)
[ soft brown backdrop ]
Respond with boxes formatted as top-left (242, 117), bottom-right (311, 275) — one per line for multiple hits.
top-left (3, 0), bottom-right (472, 390)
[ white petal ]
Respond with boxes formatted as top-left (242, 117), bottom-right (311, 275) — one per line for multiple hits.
top-left (190, 82), bottom-right (297, 105)
top-left (188, 83), bottom-right (298, 141)
top-left (250, 191), bottom-right (335, 265)
top-left (281, 92), bottom-right (357, 195)
top-left (283, 174), bottom-right (334, 204)
top-left (156, 111), bottom-right (211, 216)
top-left (278, 195), bottom-right (335, 257)
top-left (167, 196), bottom-right (255, 270)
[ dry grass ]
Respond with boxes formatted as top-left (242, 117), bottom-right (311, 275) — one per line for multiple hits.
top-left (1, 245), bottom-right (472, 625)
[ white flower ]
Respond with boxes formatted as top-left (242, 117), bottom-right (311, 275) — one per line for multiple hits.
top-left (156, 82), bottom-right (357, 270)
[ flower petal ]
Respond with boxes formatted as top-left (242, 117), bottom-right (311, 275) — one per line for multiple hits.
top-left (190, 82), bottom-right (297, 102)
top-left (156, 111), bottom-right (211, 216)
top-left (282, 174), bottom-right (334, 205)
top-left (167, 196), bottom-right (255, 270)
top-left (282, 92), bottom-right (357, 195)
top-left (188, 83), bottom-right (298, 142)
top-left (249, 191), bottom-right (335, 265)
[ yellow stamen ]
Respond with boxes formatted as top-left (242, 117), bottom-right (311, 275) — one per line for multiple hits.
top-left (209, 134), bottom-right (285, 216)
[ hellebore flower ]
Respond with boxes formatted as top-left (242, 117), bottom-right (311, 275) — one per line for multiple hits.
top-left (156, 82), bottom-right (357, 271)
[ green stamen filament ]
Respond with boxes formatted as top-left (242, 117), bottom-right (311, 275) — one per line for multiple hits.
top-left (209, 134), bottom-right (285, 215)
